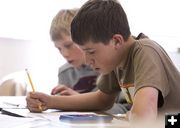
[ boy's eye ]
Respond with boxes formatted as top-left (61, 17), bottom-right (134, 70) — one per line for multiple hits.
top-left (88, 51), bottom-right (95, 54)
top-left (65, 44), bottom-right (73, 49)
top-left (86, 50), bottom-right (95, 55)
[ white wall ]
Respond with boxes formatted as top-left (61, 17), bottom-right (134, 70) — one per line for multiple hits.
top-left (120, 0), bottom-right (180, 52)
top-left (0, 0), bottom-right (88, 40)
top-left (0, 38), bottom-right (32, 78)
top-left (0, 37), bottom-right (66, 93)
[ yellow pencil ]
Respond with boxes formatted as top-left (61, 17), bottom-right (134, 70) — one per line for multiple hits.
top-left (25, 69), bottom-right (42, 111)
top-left (25, 69), bottom-right (35, 92)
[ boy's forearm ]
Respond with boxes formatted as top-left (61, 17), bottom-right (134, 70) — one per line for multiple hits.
top-left (50, 91), bottom-right (116, 111)
top-left (128, 105), bottom-right (157, 123)
top-left (128, 87), bottom-right (158, 126)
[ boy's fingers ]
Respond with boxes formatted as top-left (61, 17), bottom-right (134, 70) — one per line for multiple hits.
top-left (27, 102), bottom-right (44, 113)
top-left (28, 107), bottom-right (43, 113)
top-left (52, 86), bottom-right (68, 95)
top-left (29, 92), bottom-right (42, 98)
top-left (60, 90), bottom-right (70, 95)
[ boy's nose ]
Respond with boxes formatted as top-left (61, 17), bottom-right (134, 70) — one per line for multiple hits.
top-left (61, 49), bottom-right (69, 58)
top-left (86, 58), bottom-right (95, 68)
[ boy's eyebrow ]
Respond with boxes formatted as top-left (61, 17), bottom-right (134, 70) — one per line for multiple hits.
top-left (82, 48), bottom-right (95, 51)
top-left (65, 41), bottom-right (74, 44)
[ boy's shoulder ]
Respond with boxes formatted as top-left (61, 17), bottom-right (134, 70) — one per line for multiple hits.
top-left (135, 38), bottom-right (158, 49)
top-left (134, 33), bottom-right (158, 49)
top-left (58, 63), bottom-right (75, 74)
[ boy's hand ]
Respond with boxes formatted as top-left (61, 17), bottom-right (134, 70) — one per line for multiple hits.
top-left (26, 92), bottom-right (52, 113)
top-left (51, 85), bottom-right (79, 95)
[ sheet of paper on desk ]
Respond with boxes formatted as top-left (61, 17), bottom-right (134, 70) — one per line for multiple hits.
top-left (0, 114), bottom-right (40, 128)
top-left (0, 109), bottom-right (63, 128)
top-left (1, 108), bottom-right (61, 118)
top-left (0, 102), bottom-right (26, 109)
top-left (0, 96), bottom-right (27, 109)
top-left (0, 110), bottom-right (130, 128)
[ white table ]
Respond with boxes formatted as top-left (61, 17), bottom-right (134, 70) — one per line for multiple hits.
top-left (0, 96), bottom-right (129, 128)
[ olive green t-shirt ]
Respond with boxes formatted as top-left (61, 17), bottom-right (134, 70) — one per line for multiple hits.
top-left (97, 38), bottom-right (180, 113)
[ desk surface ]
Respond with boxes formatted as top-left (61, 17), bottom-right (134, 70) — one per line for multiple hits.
top-left (0, 96), bottom-right (129, 128)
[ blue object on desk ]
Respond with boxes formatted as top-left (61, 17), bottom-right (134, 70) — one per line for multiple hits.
top-left (59, 114), bottom-right (113, 123)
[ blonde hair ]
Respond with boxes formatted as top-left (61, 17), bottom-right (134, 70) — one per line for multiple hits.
top-left (50, 9), bottom-right (78, 41)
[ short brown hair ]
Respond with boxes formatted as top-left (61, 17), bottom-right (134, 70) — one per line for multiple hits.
top-left (71, 0), bottom-right (131, 45)
top-left (50, 9), bottom-right (78, 41)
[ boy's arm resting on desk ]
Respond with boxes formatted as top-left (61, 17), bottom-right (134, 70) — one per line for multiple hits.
top-left (128, 87), bottom-right (158, 125)
top-left (26, 90), bottom-right (118, 113)
top-left (51, 84), bottom-right (79, 95)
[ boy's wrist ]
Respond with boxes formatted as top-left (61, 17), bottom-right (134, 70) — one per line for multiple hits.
top-left (49, 95), bottom-right (62, 109)
top-left (48, 95), bottom-right (56, 109)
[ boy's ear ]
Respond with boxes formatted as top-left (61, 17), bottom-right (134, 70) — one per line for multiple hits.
top-left (111, 34), bottom-right (124, 49)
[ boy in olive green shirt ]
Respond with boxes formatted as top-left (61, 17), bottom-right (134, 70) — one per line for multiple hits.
top-left (70, 0), bottom-right (180, 125)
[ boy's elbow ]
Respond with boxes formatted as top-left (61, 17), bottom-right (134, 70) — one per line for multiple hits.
top-left (103, 100), bottom-right (115, 110)
top-left (96, 100), bottom-right (114, 111)
top-left (97, 91), bottom-right (117, 111)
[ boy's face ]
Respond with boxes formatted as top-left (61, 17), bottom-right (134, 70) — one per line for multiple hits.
top-left (54, 34), bottom-right (85, 67)
top-left (79, 40), bottom-right (124, 74)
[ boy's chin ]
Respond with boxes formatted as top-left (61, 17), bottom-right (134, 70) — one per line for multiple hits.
top-left (101, 72), bottom-right (111, 75)
top-left (71, 62), bottom-right (82, 68)
top-left (97, 69), bottom-right (112, 75)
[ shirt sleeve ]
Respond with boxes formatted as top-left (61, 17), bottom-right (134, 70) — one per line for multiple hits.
top-left (96, 71), bottom-right (121, 94)
top-left (58, 67), bottom-right (75, 88)
top-left (133, 44), bottom-right (169, 107)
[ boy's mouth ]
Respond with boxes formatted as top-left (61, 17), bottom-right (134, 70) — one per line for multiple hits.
top-left (68, 60), bottom-right (74, 64)
top-left (94, 68), bottom-right (100, 72)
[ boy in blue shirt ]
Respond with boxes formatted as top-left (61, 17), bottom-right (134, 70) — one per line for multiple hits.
top-left (50, 9), bottom-right (98, 96)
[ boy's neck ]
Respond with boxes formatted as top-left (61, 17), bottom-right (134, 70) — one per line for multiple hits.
top-left (118, 36), bottom-right (136, 69)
